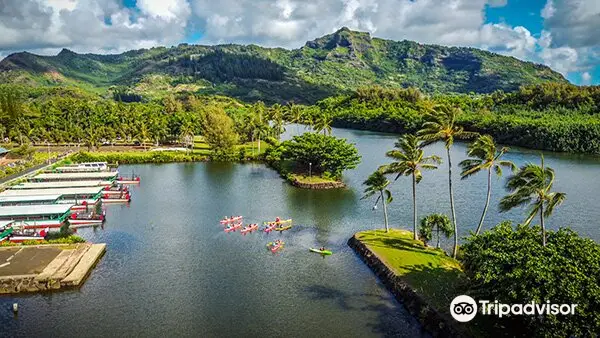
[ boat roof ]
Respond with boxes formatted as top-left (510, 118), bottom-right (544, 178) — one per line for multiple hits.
top-left (0, 204), bottom-right (73, 217)
top-left (0, 187), bottom-right (105, 197)
top-left (0, 195), bottom-right (61, 203)
top-left (10, 180), bottom-right (113, 189)
top-left (0, 220), bottom-right (14, 228)
top-left (32, 172), bottom-right (118, 180)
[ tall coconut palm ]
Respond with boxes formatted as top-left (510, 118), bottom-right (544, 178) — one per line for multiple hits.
top-left (499, 156), bottom-right (566, 246)
top-left (459, 135), bottom-right (516, 235)
top-left (362, 171), bottom-right (393, 233)
top-left (418, 105), bottom-right (478, 258)
top-left (379, 134), bottom-right (441, 240)
top-left (269, 103), bottom-right (285, 139)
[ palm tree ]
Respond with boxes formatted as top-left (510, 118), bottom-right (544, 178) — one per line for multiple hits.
top-left (499, 156), bottom-right (566, 246)
top-left (285, 102), bottom-right (304, 135)
top-left (362, 171), bottom-right (393, 233)
top-left (269, 103), bottom-right (285, 140)
top-left (459, 135), bottom-right (516, 235)
top-left (251, 102), bottom-right (269, 153)
top-left (379, 134), bottom-right (441, 240)
top-left (418, 104), bottom-right (478, 258)
top-left (313, 112), bottom-right (333, 135)
top-left (419, 214), bottom-right (454, 249)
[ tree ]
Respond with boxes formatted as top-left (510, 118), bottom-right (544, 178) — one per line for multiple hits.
top-left (461, 221), bottom-right (600, 337)
top-left (269, 103), bottom-right (285, 140)
top-left (379, 134), bottom-right (441, 240)
top-left (418, 213), bottom-right (453, 248)
top-left (459, 135), bottom-right (516, 235)
top-left (285, 102), bottom-right (304, 135)
top-left (250, 102), bottom-right (269, 154)
top-left (313, 111), bottom-right (333, 135)
top-left (499, 156), bottom-right (566, 246)
top-left (418, 104), bottom-right (478, 258)
top-left (280, 133), bottom-right (361, 179)
top-left (362, 171), bottom-right (393, 233)
top-left (202, 106), bottom-right (239, 157)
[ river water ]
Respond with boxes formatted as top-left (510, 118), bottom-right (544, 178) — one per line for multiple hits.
top-left (1, 125), bottom-right (599, 337)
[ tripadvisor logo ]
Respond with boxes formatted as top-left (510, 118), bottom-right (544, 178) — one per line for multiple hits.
top-left (450, 295), bottom-right (578, 322)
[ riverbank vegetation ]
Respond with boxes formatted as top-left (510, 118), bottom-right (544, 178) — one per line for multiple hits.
top-left (313, 83), bottom-right (600, 154)
top-left (0, 234), bottom-right (85, 247)
top-left (0, 144), bottom-right (58, 181)
top-left (461, 222), bottom-right (600, 336)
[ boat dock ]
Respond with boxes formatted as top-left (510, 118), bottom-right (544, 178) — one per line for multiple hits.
top-left (10, 180), bottom-right (114, 189)
top-left (31, 172), bottom-right (118, 182)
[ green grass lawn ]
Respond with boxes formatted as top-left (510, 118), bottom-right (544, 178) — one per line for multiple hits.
top-left (290, 173), bottom-right (338, 184)
top-left (355, 229), bottom-right (465, 313)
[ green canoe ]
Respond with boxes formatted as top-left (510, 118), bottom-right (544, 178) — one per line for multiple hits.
top-left (309, 248), bottom-right (332, 255)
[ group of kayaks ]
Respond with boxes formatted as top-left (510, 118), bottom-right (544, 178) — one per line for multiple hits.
top-left (220, 215), bottom-right (332, 255)
top-left (221, 216), bottom-right (293, 234)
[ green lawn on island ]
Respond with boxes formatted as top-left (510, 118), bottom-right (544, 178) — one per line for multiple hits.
top-left (355, 229), bottom-right (465, 312)
top-left (290, 173), bottom-right (338, 184)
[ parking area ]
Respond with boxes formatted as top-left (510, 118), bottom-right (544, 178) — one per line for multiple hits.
top-left (0, 246), bottom-right (62, 276)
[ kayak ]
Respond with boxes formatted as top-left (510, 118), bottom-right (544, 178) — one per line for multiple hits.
top-left (275, 225), bottom-right (292, 232)
top-left (220, 216), bottom-right (243, 224)
top-left (267, 241), bottom-right (285, 252)
top-left (224, 222), bottom-right (242, 232)
top-left (263, 224), bottom-right (277, 233)
top-left (263, 219), bottom-right (292, 225)
top-left (309, 248), bottom-right (333, 255)
top-left (241, 224), bottom-right (258, 234)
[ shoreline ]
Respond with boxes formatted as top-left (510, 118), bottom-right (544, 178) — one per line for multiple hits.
top-left (347, 233), bottom-right (467, 337)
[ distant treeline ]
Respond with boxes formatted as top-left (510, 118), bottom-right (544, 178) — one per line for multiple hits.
top-left (311, 83), bottom-right (600, 154)
top-left (2, 82), bottom-right (600, 154)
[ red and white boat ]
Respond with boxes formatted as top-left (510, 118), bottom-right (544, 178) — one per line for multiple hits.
top-left (241, 224), bottom-right (258, 235)
top-left (220, 216), bottom-right (243, 224)
top-left (117, 176), bottom-right (141, 184)
top-left (224, 222), bottom-right (242, 233)
top-left (68, 212), bottom-right (105, 228)
top-left (7, 227), bottom-right (48, 243)
top-left (101, 192), bottom-right (131, 204)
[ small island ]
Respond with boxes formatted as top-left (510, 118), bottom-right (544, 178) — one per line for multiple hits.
top-left (265, 132), bottom-right (361, 189)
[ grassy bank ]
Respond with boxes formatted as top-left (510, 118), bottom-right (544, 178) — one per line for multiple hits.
top-left (0, 235), bottom-right (86, 247)
top-left (355, 229), bottom-right (464, 311)
top-left (70, 151), bottom-right (209, 164)
top-left (289, 173), bottom-right (339, 184)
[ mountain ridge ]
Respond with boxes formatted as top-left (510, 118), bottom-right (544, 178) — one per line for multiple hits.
top-left (0, 27), bottom-right (568, 103)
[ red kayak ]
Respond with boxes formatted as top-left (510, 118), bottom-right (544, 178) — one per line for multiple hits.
top-left (263, 223), bottom-right (277, 233)
top-left (220, 216), bottom-right (243, 224)
top-left (241, 224), bottom-right (258, 235)
top-left (224, 222), bottom-right (242, 232)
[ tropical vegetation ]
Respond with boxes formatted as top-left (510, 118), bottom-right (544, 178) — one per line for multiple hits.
top-left (418, 214), bottom-right (454, 249)
top-left (461, 222), bottom-right (600, 337)
top-left (379, 134), bottom-right (440, 240)
top-left (459, 135), bottom-right (516, 234)
top-left (499, 157), bottom-right (567, 246)
top-left (362, 171), bottom-right (393, 232)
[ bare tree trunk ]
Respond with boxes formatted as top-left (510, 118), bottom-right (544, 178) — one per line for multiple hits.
top-left (475, 168), bottom-right (493, 235)
top-left (540, 204), bottom-right (546, 246)
top-left (381, 190), bottom-right (390, 233)
top-left (412, 172), bottom-right (417, 240)
top-left (448, 147), bottom-right (458, 258)
top-left (436, 226), bottom-right (440, 248)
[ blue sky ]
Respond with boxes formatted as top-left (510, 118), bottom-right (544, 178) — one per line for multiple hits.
top-left (0, 0), bottom-right (598, 85)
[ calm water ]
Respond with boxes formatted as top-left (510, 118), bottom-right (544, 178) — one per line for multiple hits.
top-left (1, 125), bottom-right (599, 337)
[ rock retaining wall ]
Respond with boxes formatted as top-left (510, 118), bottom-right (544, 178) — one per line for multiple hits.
top-left (348, 234), bottom-right (467, 338)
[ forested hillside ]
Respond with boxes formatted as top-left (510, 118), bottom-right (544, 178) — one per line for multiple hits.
top-left (0, 28), bottom-right (566, 104)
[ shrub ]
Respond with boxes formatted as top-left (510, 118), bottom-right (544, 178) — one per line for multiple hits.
top-left (461, 221), bottom-right (600, 337)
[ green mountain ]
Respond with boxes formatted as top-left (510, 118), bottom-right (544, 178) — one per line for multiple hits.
top-left (0, 27), bottom-right (567, 103)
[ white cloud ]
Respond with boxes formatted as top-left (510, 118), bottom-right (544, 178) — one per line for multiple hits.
top-left (582, 72), bottom-right (592, 85)
top-left (0, 0), bottom-right (191, 56)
